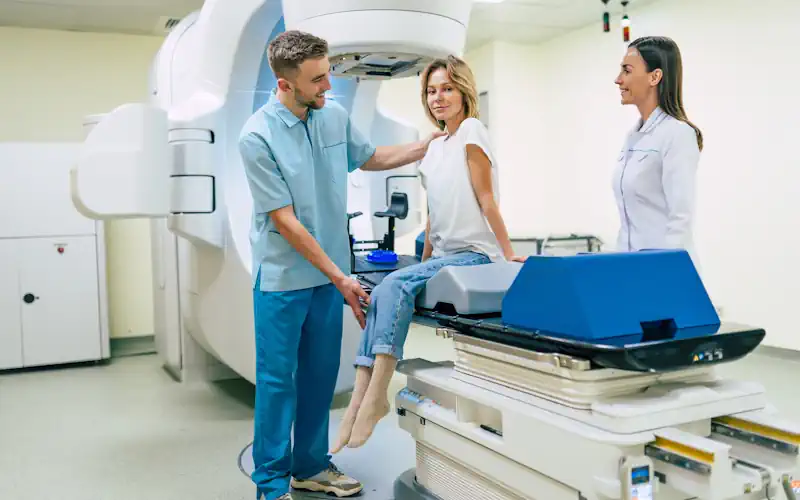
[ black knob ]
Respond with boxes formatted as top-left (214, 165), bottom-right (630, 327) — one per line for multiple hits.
top-left (23, 293), bottom-right (35, 304)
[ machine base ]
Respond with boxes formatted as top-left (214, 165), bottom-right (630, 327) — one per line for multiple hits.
top-left (394, 469), bottom-right (441, 500)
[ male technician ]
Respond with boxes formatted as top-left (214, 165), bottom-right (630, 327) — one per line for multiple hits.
top-left (238, 30), bottom-right (444, 500)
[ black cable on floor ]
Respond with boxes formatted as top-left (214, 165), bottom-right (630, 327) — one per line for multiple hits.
top-left (238, 441), bottom-right (253, 478)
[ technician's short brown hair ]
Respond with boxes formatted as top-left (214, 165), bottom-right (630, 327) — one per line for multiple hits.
top-left (268, 30), bottom-right (329, 79)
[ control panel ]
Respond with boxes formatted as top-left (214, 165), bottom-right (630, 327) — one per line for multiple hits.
top-left (620, 456), bottom-right (655, 500)
top-left (690, 343), bottom-right (724, 364)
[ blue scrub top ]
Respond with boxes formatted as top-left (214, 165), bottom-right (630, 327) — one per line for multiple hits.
top-left (239, 91), bottom-right (376, 292)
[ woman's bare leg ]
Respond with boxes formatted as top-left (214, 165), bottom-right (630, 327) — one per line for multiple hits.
top-left (347, 354), bottom-right (398, 448)
top-left (330, 366), bottom-right (372, 454)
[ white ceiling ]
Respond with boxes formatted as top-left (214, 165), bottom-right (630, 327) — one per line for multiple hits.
top-left (0, 0), bottom-right (203, 35)
top-left (0, 0), bottom-right (658, 44)
top-left (467, 0), bottom-right (659, 49)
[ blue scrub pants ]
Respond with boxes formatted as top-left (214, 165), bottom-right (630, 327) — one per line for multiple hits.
top-left (251, 271), bottom-right (343, 500)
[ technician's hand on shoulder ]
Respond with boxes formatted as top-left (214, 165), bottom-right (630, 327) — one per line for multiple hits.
top-left (424, 130), bottom-right (447, 148)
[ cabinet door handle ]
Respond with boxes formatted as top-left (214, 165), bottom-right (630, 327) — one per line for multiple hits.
top-left (23, 293), bottom-right (37, 304)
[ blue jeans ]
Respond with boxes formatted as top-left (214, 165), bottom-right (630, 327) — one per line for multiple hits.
top-left (355, 251), bottom-right (491, 367)
top-left (251, 271), bottom-right (343, 500)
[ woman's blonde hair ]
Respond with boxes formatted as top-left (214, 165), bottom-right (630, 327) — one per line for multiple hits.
top-left (420, 55), bottom-right (480, 130)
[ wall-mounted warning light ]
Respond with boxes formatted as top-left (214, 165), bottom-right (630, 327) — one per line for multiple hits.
top-left (622, 14), bottom-right (631, 41)
top-left (621, 1), bottom-right (631, 42)
top-left (602, 0), bottom-right (610, 32)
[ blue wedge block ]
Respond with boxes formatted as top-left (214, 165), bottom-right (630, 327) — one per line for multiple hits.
top-left (501, 250), bottom-right (720, 342)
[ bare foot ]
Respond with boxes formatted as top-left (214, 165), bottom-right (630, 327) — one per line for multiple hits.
top-left (347, 397), bottom-right (390, 449)
top-left (330, 402), bottom-right (359, 454)
top-left (331, 366), bottom-right (372, 454)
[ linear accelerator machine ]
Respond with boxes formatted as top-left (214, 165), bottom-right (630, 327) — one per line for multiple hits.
top-left (69, 1), bottom-right (800, 499)
top-left (77, 0), bottom-right (434, 390)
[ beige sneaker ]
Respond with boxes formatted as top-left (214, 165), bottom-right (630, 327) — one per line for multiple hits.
top-left (259, 493), bottom-right (293, 500)
top-left (291, 463), bottom-right (364, 497)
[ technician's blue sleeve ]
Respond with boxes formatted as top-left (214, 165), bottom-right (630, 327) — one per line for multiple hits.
top-left (346, 116), bottom-right (376, 173)
top-left (239, 132), bottom-right (293, 214)
top-left (662, 124), bottom-right (700, 249)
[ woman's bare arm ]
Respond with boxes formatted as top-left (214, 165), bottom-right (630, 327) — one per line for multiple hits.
top-left (465, 144), bottom-right (525, 262)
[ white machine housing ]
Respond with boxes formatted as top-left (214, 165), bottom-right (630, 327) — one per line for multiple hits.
top-left (284, 0), bottom-right (471, 79)
top-left (394, 337), bottom-right (800, 500)
top-left (69, 0), bottom-right (473, 389)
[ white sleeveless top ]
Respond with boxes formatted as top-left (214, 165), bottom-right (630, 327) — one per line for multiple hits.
top-left (418, 117), bottom-right (503, 261)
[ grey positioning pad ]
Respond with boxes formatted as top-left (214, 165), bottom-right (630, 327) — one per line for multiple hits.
top-left (415, 261), bottom-right (524, 315)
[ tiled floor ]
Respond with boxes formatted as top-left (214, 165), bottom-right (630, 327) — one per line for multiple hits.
top-left (1, 326), bottom-right (798, 500)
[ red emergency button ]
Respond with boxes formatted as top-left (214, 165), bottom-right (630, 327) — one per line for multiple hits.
top-left (57, 246), bottom-right (64, 254)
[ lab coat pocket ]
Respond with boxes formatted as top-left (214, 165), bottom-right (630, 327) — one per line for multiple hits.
top-left (633, 147), bottom-right (661, 164)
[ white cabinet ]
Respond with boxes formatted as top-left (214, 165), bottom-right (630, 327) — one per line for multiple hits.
top-left (0, 237), bottom-right (105, 369)
top-left (0, 241), bottom-right (23, 370)
top-left (0, 143), bottom-right (110, 371)
top-left (18, 236), bottom-right (104, 367)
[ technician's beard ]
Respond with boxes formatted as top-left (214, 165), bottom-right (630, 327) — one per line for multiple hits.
top-left (296, 90), bottom-right (324, 110)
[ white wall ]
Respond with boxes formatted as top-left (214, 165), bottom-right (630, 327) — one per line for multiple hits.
top-left (486, 0), bottom-right (800, 350)
top-left (0, 27), bottom-right (163, 339)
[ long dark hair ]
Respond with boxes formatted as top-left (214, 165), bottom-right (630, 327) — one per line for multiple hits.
top-left (629, 36), bottom-right (703, 151)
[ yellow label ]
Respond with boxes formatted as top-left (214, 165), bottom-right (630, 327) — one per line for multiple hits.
top-left (654, 437), bottom-right (714, 464)
top-left (715, 416), bottom-right (800, 446)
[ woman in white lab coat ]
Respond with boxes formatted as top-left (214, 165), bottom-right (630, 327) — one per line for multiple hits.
top-left (612, 36), bottom-right (703, 264)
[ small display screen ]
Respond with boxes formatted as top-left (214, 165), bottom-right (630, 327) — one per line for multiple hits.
top-left (630, 465), bottom-right (652, 500)
top-left (631, 465), bottom-right (650, 484)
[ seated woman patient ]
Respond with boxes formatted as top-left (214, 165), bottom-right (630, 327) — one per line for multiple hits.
top-left (332, 55), bottom-right (524, 453)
